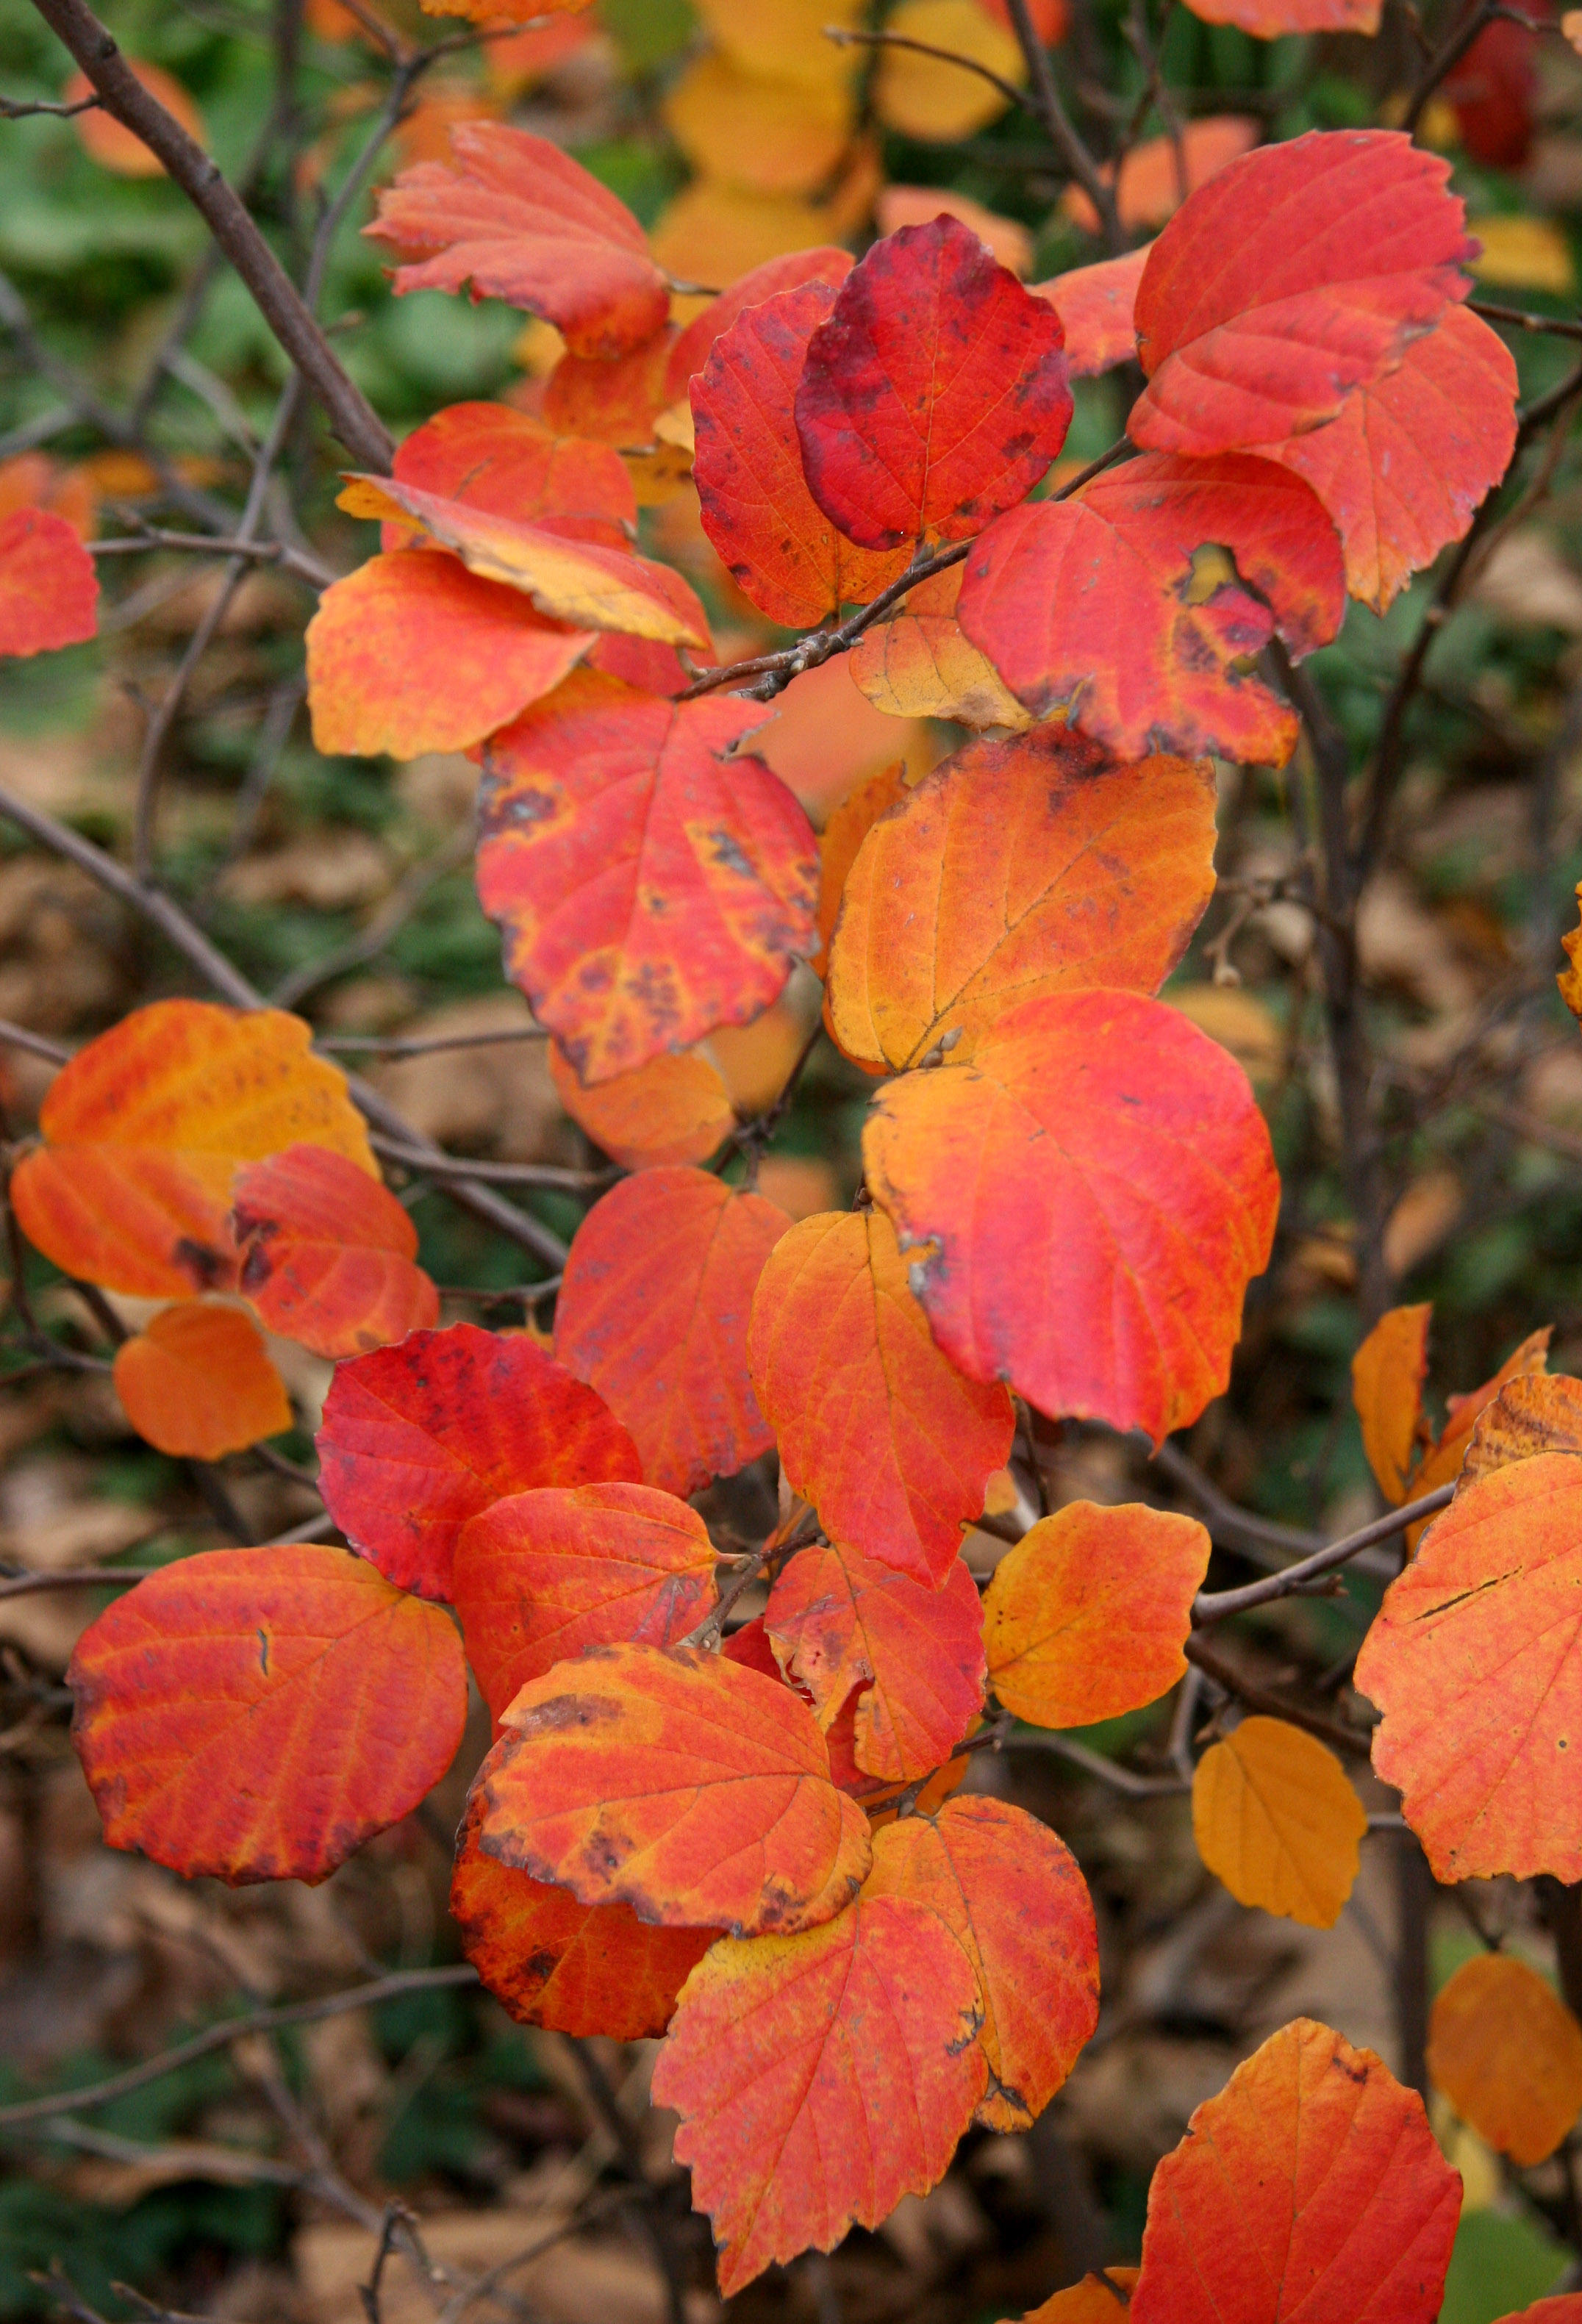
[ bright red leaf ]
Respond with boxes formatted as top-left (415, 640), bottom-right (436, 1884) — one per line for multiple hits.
top-left (863, 991), bottom-right (1281, 1442)
top-left (315, 1321), bottom-right (640, 1602)
top-left (68, 1546), bottom-right (468, 1884)
top-left (0, 506), bottom-right (98, 657)
top-left (474, 671), bottom-right (819, 1084)
top-left (794, 216), bottom-right (1073, 552)
top-left (232, 1143), bottom-right (439, 1358)
top-left (1181, 0), bottom-right (1378, 29)
top-left (1034, 246), bottom-right (1149, 377)
top-left (554, 1167), bottom-right (790, 1496)
top-left (386, 398), bottom-right (635, 544)
top-left (112, 1302), bottom-right (292, 1460)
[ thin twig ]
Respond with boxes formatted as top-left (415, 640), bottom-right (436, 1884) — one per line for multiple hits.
top-left (1001, 0), bottom-right (1123, 250)
top-left (1193, 1482), bottom-right (1456, 1620)
top-left (1184, 1634), bottom-right (1375, 1756)
top-left (824, 24), bottom-right (1034, 110)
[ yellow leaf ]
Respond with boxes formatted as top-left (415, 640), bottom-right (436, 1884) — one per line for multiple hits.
top-left (875, 0), bottom-right (1026, 142)
top-left (1165, 984), bottom-right (1285, 1089)
top-left (1470, 215), bottom-right (1577, 295)
top-left (665, 53), bottom-right (853, 197)
top-left (1192, 1715), bottom-right (1367, 1928)
top-left (1428, 1954), bottom-right (1582, 2166)
top-left (850, 612), bottom-right (1033, 731)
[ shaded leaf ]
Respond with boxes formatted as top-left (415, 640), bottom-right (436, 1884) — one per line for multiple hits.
top-left (665, 51), bottom-right (853, 198)
top-left (748, 1208), bottom-right (1015, 1584)
top-left (470, 1640), bottom-right (872, 1934)
top-left (1130, 130), bottom-right (1475, 459)
top-left (1429, 1954), bottom-right (1582, 2167)
top-left (1351, 1302), bottom-right (1431, 1504)
top-left (68, 1546), bottom-right (468, 1884)
top-left (663, 248), bottom-right (853, 401)
top-left (1411, 1326), bottom-right (1554, 1508)
top-left (475, 671), bottom-right (819, 1084)
top-left (863, 991), bottom-right (1281, 1441)
top-left (1034, 247), bottom-right (1149, 379)
top-left (0, 507), bottom-right (98, 657)
top-left (112, 1302), bottom-right (291, 1460)
top-left (365, 123), bottom-right (670, 358)
top-left (12, 1000), bottom-right (375, 1301)
top-left (795, 215), bottom-right (1072, 553)
top-left (651, 1893), bottom-right (985, 2293)
top-left (826, 725), bottom-right (1217, 1071)
top-left (1062, 116), bottom-right (1258, 235)
top-left (67, 58), bottom-right (205, 175)
top-left (983, 1499), bottom-right (1210, 1726)
top-left (1129, 2018), bottom-right (1461, 2323)
top-left (316, 1321), bottom-right (640, 1601)
top-left (453, 1480), bottom-right (717, 1724)
top-left (548, 1038), bottom-right (734, 1169)
top-left (233, 1144), bottom-right (438, 1359)
top-left (385, 397), bottom-right (635, 544)
top-left (957, 453), bottom-right (1345, 765)
top-left (1192, 1716), bottom-right (1367, 1928)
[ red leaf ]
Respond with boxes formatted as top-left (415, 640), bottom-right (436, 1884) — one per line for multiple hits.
top-left (651, 1893), bottom-right (986, 2293)
top-left (957, 453), bottom-right (1345, 764)
top-left (305, 550), bottom-right (593, 760)
top-left (1129, 130), bottom-right (1475, 459)
top-left (233, 1143), bottom-right (439, 1359)
top-left (1129, 2018), bottom-right (1461, 2323)
top-left (554, 1167), bottom-right (790, 1496)
top-left (1181, 0), bottom-right (1378, 28)
top-left (663, 246), bottom-right (853, 402)
top-left (113, 1302), bottom-right (291, 1460)
top-left (451, 1793), bottom-right (718, 2037)
top-left (453, 1480), bottom-right (717, 1724)
top-left (68, 1546), bottom-right (468, 1884)
top-left (475, 671), bottom-right (819, 1083)
top-left (1259, 304), bottom-right (1517, 613)
top-left (1034, 246), bottom-right (1149, 378)
top-left (470, 1640), bottom-right (872, 1934)
top-left (748, 1207), bottom-right (1014, 1584)
top-left (793, 216), bottom-right (1073, 553)
top-left (386, 398), bottom-right (635, 545)
top-left (692, 281), bottom-right (914, 627)
top-left (539, 326), bottom-right (677, 448)
top-left (315, 1321), bottom-right (640, 1600)
top-left (863, 991), bottom-right (1280, 1442)
top-left (1445, 15), bottom-right (1541, 168)
top-left (365, 123), bottom-right (670, 359)
top-left (765, 1543), bottom-right (984, 1781)
top-left (0, 507), bottom-right (98, 657)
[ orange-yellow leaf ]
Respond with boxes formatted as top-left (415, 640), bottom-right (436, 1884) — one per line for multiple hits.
top-left (983, 1499), bottom-right (1211, 1727)
top-left (748, 1208), bottom-right (1015, 1585)
top-left (1065, 116), bottom-right (1259, 237)
top-left (764, 1543), bottom-right (984, 1781)
top-left (316, 1321), bottom-right (640, 1601)
top-left (848, 607), bottom-right (1033, 734)
top-left (418, 0), bottom-right (592, 25)
top-left (874, 0), bottom-right (1025, 140)
top-left (1356, 1452), bottom-right (1582, 1880)
top-left (1462, 1373), bottom-right (1582, 1484)
top-left (651, 1893), bottom-right (986, 2293)
top-left (1411, 1324), bottom-right (1554, 1513)
top-left (451, 1793), bottom-right (717, 2037)
top-left (1561, 880), bottom-right (1582, 1019)
top-left (112, 1302), bottom-right (291, 1459)
top-left (1428, 1953), bottom-right (1582, 2167)
top-left (1351, 1302), bottom-right (1431, 1504)
top-left (1004, 2277), bottom-right (1140, 2324)
top-left (813, 758), bottom-right (911, 980)
top-left (865, 1796), bottom-right (1098, 2131)
top-left (826, 725), bottom-right (1217, 1072)
top-left (0, 507), bottom-right (99, 657)
top-left (555, 1168), bottom-right (790, 1496)
top-left (68, 1546), bottom-right (468, 1884)
top-left (1129, 2019), bottom-right (1461, 2323)
top-left (1192, 1716), bottom-right (1367, 1928)
top-left (863, 991), bottom-right (1280, 1443)
top-left (665, 51), bottom-right (853, 198)
top-left (11, 1000), bottom-right (375, 1301)
top-left (453, 1481), bottom-right (718, 1725)
top-left (548, 1038), bottom-right (734, 1169)
top-left (470, 1640), bottom-right (872, 1935)
top-left (232, 1143), bottom-right (437, 1358)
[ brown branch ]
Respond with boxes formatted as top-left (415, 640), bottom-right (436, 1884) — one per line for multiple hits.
top-left (1001, 0), bottom-right (1124, 251)
top-left (0, 87), bottom-right (99, 115)
top-left (1183, 1634), bottom-right (1375, 1757)
top-left (1193, 1482), bottom-right (1456, 1621)
top-left (1470, 298), bottom-right (1582, 343)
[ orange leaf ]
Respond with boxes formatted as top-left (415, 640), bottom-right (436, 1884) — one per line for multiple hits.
top-left (1261, 305), bottom-right (1517, 613)
top-left (365, 123), bottom-right (670, 359)
top-left (1492, 2304), bottom-right (1582, 2324)
top-left (1062, 115), bottom-right (1259, 235)
top-left (957, 453), bottom-right (1345, 766)
top-left (1130, 131), bottom-right (1475, 459)
top-left (764, 1543), bottom-right (984, 1780)
top-left (1033, 246), bottom-right (1149, 379)
top-left (548, 1038), bottom-right (734, 1169)
top-left (539, 326), bottom-right (678, 451)
top-left (453, 1481), bottom-right (717, 1724)
top-left (451, 1793), bottom-right (717, 2037)
top-left (113, 1302), bottom-right (291, 1459)
top-left (1129, 2019), bottom-right (1461, 2323)
top-left (1428, 1953), bottom-right (1582, 2167)
top-left (748, 1208), bottom-right (1015, 1584)
top-left (863, 991), bottom-right (1280, 1442)
top-left (826, 725), bottom-right (1217, 1071)
top-left (384, 397), bottom-right (635, 545)
top-left (1463, 1373), bottom-right (1582, 1484)
top-left (795, 215), bottom-right (1073, 552)
top-left (474, 671), bottom-right (819, 1084)
top-left (1006, 2277), bottom-right (1140, 2324)
top-left (68, 1546), bottom-right (468, 1884)
top-left (692, 279), bottom-right (913, 626)
top-left (469, 1640), bottom-right (872, 1934)
top-left (1430, 1325), bottom-right (1553, 1475)
top-left (232, 1143), bottom-right (438, 1358)
top-left (11, 1000), bottom-right (375, 1301)
top-left (983, 1500), bottom-right (1211, 1726)
top-left (1351, 1302), bottom-right (1431, 1504)
top-left (1356, 1452), bottom-right (1582, 1879)
top-left (651, 1893), bottom-right (986, 2293)
top-left (554, 1168), bottom-right (790, 1496)
top-left (0, 507), bottom-right (98, 657)
top-left (67, 60), bottom-right (205, 176)
top-left (315, 1321), bottom-right (640, 1601)
top-left (305, 550), bottom-right (593, 760)
top-left (865, 1796), bottom-right (1098, 2131)
top-left (1562, 880), bottom-right (1582, 1020)
top-left (1192, 1717), bottom-right (1367, 1928)
top-left (1181, 0), bottom-right (1379, 31)
top-left (814, 758), bottom-right (912, 980)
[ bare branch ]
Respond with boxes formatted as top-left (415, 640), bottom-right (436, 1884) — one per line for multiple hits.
top-left (1192, 1482), bottom-right (1456, 1621)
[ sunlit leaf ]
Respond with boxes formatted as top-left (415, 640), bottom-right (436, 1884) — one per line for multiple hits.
top-left (112, 1301), bottom-right (291, 1460)
top-left (233, 1143), bottom-right (437, 1358)
top-left (665, 51), bottom-right (853, 197)
top-left (1428, 1954), bottom-right (1582, 2167)
top-left (1192, 1716), bottom-right (1367, 1928)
